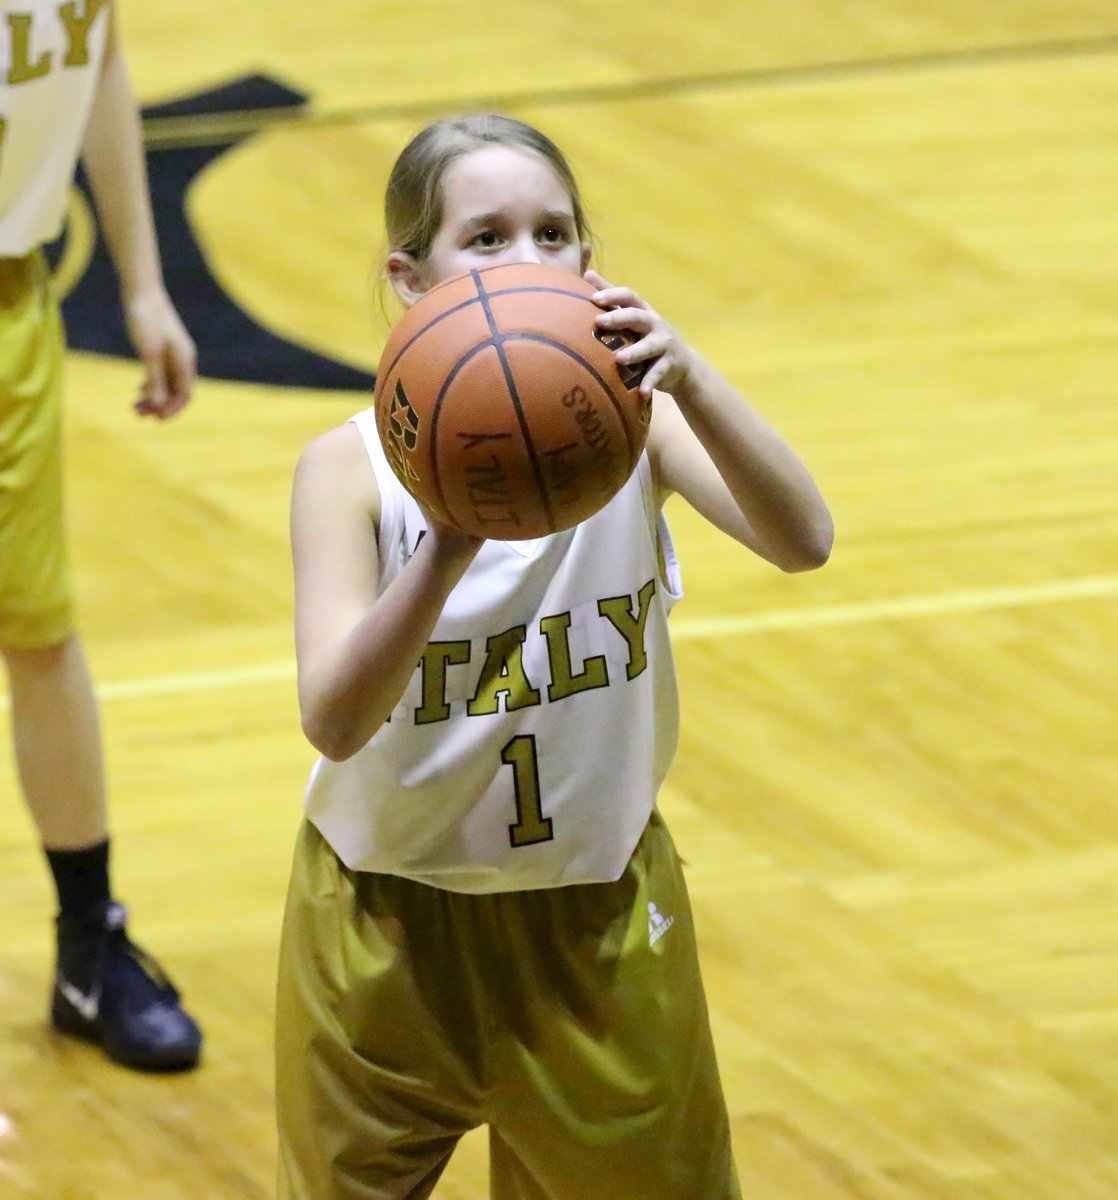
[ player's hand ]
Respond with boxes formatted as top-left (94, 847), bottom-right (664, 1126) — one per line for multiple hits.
top-left (124, 287), bottom-right (197, 420)
top-left (585, 269), bottom-right (698, 399)
top-left (420, 513), bottom-right (488, 561)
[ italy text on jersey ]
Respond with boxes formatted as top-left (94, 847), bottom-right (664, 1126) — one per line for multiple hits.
top-left (401, 577), bottom-right (659, 726)
top-left (2, 1), bottom-right (108, 86)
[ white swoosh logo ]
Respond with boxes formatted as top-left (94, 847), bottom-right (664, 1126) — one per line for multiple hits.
top-left (57, 977), bottom-right (99, 1022)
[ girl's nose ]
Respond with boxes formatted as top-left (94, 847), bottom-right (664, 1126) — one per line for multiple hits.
top-left (508, 239), bottom-right (543, 266)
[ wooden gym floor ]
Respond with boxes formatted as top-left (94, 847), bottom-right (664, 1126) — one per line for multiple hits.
top-left (1, 2), bottom-right (1116, 1196)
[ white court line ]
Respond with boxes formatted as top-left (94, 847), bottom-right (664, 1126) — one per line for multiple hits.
top-left (670, 573), bottom-right (1118, 640)
top-left (0, 658), bottom-right (296, 711)
top-left (1, 574), bottom-right (1114, 707)
top-left (94, 659), bottom-right (298, 701)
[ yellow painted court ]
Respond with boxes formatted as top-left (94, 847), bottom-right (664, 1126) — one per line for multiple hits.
top-left (1, 2), bottom-right (1117, 1197)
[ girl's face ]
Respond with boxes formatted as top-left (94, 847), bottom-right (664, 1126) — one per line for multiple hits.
top-left (396, 145), bottom-right (590, 301)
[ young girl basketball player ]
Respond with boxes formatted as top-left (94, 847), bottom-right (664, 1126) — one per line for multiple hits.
top-left (277, 112), bottom-right (833, 1200)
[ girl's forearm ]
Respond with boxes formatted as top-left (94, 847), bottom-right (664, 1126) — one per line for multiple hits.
top-left (673, 358), bottom-right (834, 570)
top-left (299, 533), bottom-right (480, 760)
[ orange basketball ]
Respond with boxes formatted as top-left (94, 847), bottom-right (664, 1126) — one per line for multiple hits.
top-left (374, 262), bottom-right (652, 540)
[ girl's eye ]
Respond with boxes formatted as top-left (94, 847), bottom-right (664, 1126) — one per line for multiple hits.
top-left (471, 230), bottom-right (502, 248)
top-left (538, 227), bottom-right (568, 244)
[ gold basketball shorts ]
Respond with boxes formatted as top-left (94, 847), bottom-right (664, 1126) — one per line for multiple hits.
top-left (276, 810), bottom-right (741, 1200)
top-left (0, 252), bottom-right (72, 650)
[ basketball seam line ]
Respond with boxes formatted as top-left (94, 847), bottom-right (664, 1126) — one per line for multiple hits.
top-left (472, 268), bottom-right (557, 533)
top-left (428, 338), bottom-right (504, 523)
top-left (507, 331), bottom-right (640, 464)
top-left (379, 285), bottom-right (596, 382)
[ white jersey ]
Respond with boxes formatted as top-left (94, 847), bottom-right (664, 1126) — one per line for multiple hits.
top-left (304, 407), bottom-right (684, 893)
top-left (0, 0), bottom-right (109, 255)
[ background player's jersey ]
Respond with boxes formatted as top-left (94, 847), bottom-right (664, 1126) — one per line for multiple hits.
top-left (304, 406), bottom-right (684, 893)
top-left (0, 0), bottom-right (109, 254)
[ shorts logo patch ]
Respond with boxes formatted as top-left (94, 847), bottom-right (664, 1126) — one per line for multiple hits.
top-left (648, 901), bottom-right (675, 946)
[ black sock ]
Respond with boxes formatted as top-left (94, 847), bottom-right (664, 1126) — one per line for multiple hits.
top-left (45, 839), bottom-right (112, 921)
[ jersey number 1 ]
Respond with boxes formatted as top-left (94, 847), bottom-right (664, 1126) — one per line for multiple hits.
top-left (501, 735), bottom-right (554, 847)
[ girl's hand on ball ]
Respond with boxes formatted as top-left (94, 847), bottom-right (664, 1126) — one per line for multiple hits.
top-left (422, 514), bottom-right (487, 560)
top-left (585, 269), bottom-right (698, 398)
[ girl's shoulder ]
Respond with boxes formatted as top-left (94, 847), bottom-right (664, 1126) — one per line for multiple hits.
top-left (293, 418), bottom-right (380, 524)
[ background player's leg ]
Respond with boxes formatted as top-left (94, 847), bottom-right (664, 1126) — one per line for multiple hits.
top-left (3, 636), bottom-right (202, 1071)
top-left (4, 635), bottom-right (108, 849)
top-left (0, 247), bottom-right (200, 1071)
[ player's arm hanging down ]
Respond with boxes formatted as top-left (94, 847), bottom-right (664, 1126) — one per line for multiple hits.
top-left (80, 4), bottom-right (195, 418)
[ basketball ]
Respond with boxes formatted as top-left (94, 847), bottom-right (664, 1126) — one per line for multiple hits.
top-left (374, 261), bottom-right (652, 540)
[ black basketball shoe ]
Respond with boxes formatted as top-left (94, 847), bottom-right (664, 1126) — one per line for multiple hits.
top-left (51, 901), bottom-right (202, 1072)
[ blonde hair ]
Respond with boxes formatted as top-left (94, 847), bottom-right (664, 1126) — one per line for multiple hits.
top-left (384, 112), bottom-right (592, 261)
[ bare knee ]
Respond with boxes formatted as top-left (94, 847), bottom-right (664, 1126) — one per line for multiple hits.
top-left (2, 634), bottom-right (82, 683)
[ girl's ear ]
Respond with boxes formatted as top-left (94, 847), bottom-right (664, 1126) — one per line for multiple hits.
top-left (387, 251), bottom-right (428, 308)
top-left (580, 242), bottom-right (592, 275)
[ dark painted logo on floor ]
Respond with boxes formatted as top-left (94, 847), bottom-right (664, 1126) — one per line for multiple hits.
top-left (44, 74), bottom-right (376, 392)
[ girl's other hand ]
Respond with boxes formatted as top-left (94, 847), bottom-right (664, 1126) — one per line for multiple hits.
top-left (584, 268), bottom-right (698, 398)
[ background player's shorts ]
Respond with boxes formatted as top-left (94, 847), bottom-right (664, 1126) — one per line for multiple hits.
top-left (0, 252), bottom-right (73, 651)
top-left (276, 811), bottom-right (741, 1200)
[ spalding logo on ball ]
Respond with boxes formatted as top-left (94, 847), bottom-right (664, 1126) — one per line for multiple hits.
top-left (374, 261), bottom-right (652, 540)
